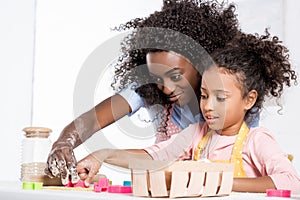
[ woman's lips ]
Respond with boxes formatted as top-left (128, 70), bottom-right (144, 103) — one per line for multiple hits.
top-left (168, 92), bottom-right (183, 102)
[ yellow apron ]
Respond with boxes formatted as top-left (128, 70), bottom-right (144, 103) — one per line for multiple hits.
top-left (194, 122), bottom-right (249, 178)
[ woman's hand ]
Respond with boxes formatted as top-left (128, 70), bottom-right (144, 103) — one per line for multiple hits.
top-left (45, 94), bottom-right (132, 185)
top-left (45, 141), bottom-right (80, 185)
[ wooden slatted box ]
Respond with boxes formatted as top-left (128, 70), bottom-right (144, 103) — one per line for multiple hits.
top-left (129, 160), bottom-right (234, 198)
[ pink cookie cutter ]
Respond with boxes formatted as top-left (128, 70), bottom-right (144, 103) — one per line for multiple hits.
top-left (266, 189), bottom-right (291, 198)
top-left (108, 185), bottom-right (132, 193)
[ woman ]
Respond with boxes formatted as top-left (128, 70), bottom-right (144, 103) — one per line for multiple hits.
top-left (45, 0), bottom-right (243, 185)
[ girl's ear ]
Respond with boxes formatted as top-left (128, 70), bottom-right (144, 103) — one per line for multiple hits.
top-left (244, 90), bottom-right (258, 110)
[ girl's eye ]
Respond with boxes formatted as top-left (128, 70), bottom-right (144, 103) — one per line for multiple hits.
top-left (216, 97), bottom-right (226, 102)
top-left (200, 95), bottom-right (208, 99)
top-left (170, 74), bottom-right (182, 82)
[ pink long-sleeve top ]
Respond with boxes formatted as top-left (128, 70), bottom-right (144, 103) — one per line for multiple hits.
top-left (144, 122), bottom-right (300, 194)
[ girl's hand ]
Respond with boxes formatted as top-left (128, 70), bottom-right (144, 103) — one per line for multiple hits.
top-left (76, 148), bottom-right (152, 186)
top-left (76, 151), bottom-right (105, 186)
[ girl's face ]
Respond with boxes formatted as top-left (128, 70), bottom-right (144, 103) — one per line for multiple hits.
top-left (200, 67), bottom-right (250, 135)
top-left (146, 51), bottom-right (200, 106)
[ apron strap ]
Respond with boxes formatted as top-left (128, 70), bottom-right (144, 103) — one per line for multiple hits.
top-left (194, 122), bottom-right (249, 178)
top-left (230, 122), bottom-right (249, 177)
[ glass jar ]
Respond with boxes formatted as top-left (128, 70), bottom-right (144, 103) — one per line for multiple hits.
top-left (21, 127), bottom-right (61, 185)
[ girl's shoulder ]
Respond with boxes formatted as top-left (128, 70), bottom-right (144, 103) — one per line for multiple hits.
top-left (184, 122), bottom-right (207, 135)
top-left (246, 126), bottom-right (280, 150)
top-left (191, 121), bottom-right (208, 135)
top-left (176, 122), bottom-right (207, 143)
top-left (248, 126), bottom-right (276, 140)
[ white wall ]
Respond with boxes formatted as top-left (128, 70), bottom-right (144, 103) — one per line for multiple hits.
top-left (0, 0), bottom-right (35, 181)
top-left (235, 0), bottom-right (300, 175)
top-left (0, 0), bottom-right (299, 182)
top-left (32, 0), bottom-right (162, 183)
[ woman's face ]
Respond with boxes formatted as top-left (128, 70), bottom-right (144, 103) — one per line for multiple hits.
top-left (146, 51), bottom-right (200, 106)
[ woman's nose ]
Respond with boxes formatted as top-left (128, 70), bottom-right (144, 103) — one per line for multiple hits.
top-left (159, 80), bottom-right (176, 96)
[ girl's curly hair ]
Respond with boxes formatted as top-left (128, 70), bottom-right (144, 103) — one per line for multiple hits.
top-left (210, 30), bottom-right (298, 122)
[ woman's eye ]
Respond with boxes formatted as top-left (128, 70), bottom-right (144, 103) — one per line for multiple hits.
top-left (170, 74), bottom-right (181, 81)
top-left (150, 75), bottom-right (162, 83)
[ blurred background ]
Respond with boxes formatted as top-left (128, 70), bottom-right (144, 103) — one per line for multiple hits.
top-left (0, 0), bottom-right (299, 183)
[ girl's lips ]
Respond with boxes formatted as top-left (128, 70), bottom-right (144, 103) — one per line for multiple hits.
top-left (205, 116), bottom-right (219, 124)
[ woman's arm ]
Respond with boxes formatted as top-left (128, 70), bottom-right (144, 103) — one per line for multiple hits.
top-left (76, 94), bottom-right (133, 145)
top-left (45, 94), bottom-right (132, 183)
top-left (233, 176), bottom-right (275, 193)
top-left (76, 148), bottom-right (152, 186)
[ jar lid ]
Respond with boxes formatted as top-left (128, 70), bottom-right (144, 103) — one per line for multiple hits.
top-left (22, 127), bottom-right (52, 138)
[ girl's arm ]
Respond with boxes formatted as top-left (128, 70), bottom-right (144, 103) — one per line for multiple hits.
top-left (76, 148), bottom-right (152, 186)
top-left (233, 176), bottom-right (276, 193)
top-left (237, 128), bottom-right (300, 194)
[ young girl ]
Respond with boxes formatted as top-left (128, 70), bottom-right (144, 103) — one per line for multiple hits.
top-left (45, 0), bottom-right (247, 184)
top-left (76, 31), bottom-right (300, 194)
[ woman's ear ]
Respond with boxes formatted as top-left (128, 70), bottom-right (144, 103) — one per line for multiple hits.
top-left (244, 90), bottom-right (258, 110)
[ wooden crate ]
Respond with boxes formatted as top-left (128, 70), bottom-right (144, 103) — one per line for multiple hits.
top-left (129, 159), bottom-right (234, 198)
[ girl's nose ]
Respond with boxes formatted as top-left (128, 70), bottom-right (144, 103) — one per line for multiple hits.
top-left (202, 97), bottom-right (214, 112)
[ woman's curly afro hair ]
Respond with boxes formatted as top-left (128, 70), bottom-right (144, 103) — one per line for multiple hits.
top-left (111, 0), bottom-right (240, 107)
